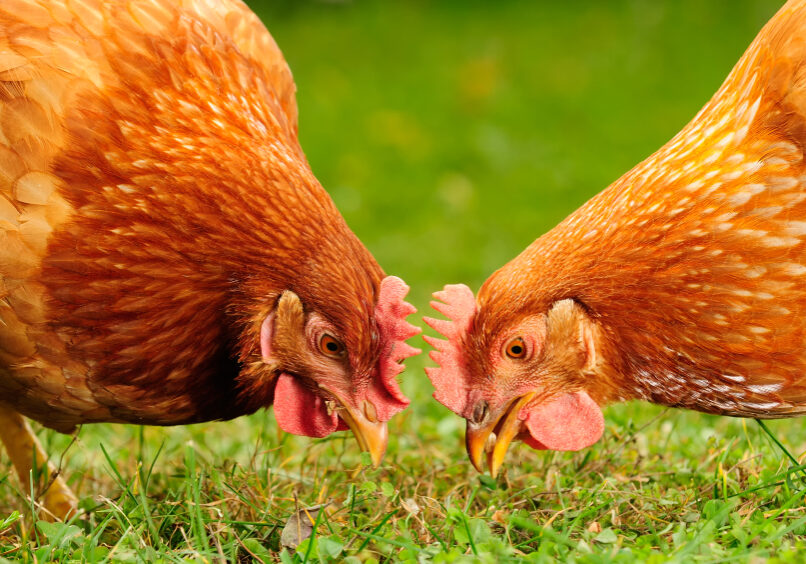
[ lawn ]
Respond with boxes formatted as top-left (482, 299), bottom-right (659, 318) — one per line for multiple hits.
top-left (3, 0), bottom-right (806, 562)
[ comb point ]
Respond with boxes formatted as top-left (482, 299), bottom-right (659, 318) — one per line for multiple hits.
top-left (373, 275), bottom-right (422, 420)
top-left (423, 283), bottom-right (478, 416)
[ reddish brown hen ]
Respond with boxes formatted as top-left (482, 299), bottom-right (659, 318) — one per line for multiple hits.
top-left (426, 0), bottom-right (806, 477)
top-left (0, 0), bottom-right (420, 519)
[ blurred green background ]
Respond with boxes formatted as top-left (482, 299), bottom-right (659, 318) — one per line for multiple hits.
top-left (244, 0), bottom-right (786, 430)
top-left (249, 0), bottom-right (781, 308)
top-left (5, 2), bottom-right (804, 559)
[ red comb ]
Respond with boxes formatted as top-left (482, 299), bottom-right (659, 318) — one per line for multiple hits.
top-left (371, 275), bottom-right (421, 421)
top-left (423, 284), bottom-right (477, 415)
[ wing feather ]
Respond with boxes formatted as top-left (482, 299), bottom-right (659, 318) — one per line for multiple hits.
top-left (0, 0), bottom-right (300, 430)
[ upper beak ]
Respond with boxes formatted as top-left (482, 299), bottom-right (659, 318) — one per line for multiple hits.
top-left (465, 393), bottom-right (535, 478)
top-left (339, 400), bottom-right (388, 467)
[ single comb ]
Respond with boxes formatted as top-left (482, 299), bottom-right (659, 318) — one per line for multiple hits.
top-left (371, 275), bottom-right (422, 421)
top-left (423, 283), bottom-right (477, 415)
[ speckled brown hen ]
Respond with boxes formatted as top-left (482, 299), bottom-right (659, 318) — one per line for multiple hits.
top-left (425, 0), bottom-right (806, 477)
top-left (0, 0), bottom-right (420, 519)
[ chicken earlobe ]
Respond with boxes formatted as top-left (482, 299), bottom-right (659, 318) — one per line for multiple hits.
top-left (259, 290), bottom-right (305, 370)
top-left (540, 299), bottom-right (614, 399)
top-left (517, 300), bottom-right (605, 451)
top-left (259, 290), bottom-right (347, 437)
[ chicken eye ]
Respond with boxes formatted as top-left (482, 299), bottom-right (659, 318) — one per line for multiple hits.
top-left (319, 334), bottom-right (345, 358)
top-left (505, 337), bottom-right (526, 359)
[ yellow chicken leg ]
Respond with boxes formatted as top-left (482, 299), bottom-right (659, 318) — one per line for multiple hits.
top-left (0, 407), bottom-right (77, 520)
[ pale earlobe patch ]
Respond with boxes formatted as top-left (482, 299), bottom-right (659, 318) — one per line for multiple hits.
top-left (580, 319), bottom-right (598, 371)
top-left (261, 290), bottom-right (305, 367)
top-left (274, 290), bottom-right (304, 332)
top-left (260, 311), bottom-right (275, 363)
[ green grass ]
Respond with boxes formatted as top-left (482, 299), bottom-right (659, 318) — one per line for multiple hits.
top-left (3, 0), bottom-right (806, 561)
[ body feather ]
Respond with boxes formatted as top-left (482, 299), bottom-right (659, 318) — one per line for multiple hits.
top-left (426, 0), bottom-right (806, 477)
top-left (478, 1), bottom-right (806, 418)
top-left (0, 0), bottom-right (405, 434)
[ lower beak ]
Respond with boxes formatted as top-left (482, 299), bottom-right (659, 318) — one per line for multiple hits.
top-left (339, 401), bottom-right (388, 467)
top-left (465, 393), bottom-right (535, 478)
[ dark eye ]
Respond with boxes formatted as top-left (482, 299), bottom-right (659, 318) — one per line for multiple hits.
top-left (505, 337), bottom-right (526, 359)
top-left (319, 334), bottom-right (345, 358)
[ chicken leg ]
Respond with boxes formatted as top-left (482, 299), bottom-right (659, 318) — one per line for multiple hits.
top-left (0, 407), bottom-right (77, 520)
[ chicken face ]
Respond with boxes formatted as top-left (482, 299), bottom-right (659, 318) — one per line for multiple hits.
top-left (425, 285), bottom-right (604, 476)
top-left (261, 276), bottom-right (420, 466)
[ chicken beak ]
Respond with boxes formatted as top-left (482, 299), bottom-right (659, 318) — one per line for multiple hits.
top-left (466, 420), bottom-right (495, 473)
top-left (339, 400), bottom-right (388, 468)
top-left (465, 393), bottom-right (535, 478)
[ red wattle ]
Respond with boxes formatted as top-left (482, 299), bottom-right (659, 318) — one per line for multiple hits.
top-left (273, 373), bottom-right (346, 437)
top-left (521, 391), bottom-right (604, 451)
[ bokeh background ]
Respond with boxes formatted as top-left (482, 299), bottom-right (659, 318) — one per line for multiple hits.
top-left (21, 0), bottom-right (794, 487)
top-left (245, 0), bottom-right (786, 425)
top-left (250, 0), bottom-right (781, 304)
top-left (6, 1), bottom-right (805, 560)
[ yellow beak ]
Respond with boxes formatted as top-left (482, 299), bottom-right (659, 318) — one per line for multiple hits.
top-left (339, 401), bottom-right (388, 467)
top-left (465, 393), bottom-right (535, 478)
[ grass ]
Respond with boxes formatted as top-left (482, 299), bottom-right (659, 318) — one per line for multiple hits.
top-left (2, 0), bottom-right (806, 561)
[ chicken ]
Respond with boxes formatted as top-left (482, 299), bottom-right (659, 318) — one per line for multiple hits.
top-left (0, 0), bottom-right (420, 519)
top-left (425, 0), bottom-right (806, 478)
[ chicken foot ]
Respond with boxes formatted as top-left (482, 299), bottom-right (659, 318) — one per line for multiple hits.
top-left (0, 407), bottom-right (77, 520)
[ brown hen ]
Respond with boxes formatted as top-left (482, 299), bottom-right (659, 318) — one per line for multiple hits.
top-left (426, 0), bottom-right (806, 477)
top-left (0, 0), bottom-right (420, 519)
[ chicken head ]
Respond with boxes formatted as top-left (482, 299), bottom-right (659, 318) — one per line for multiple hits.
top-left (261, 276), bottom-right (420, 465)
top-left (425, 286), bottom-right (605, 477)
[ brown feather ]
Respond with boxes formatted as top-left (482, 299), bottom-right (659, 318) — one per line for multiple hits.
top-left (0, 0), bottom-right (389, 432)
top-left (470, 0), bottom-right (806, 419)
